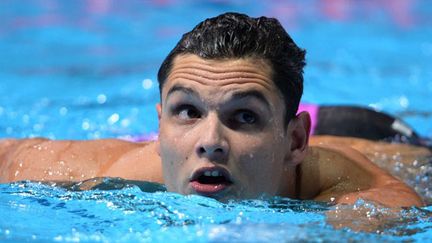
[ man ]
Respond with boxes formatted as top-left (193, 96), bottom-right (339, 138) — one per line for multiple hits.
top-left (0, 13), bottom-right (429, 207)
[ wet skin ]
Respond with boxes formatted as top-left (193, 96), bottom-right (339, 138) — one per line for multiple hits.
top-left (0, 55), bottom-right (428, 207)
top-left (156, 55), bottom-right (306, 200)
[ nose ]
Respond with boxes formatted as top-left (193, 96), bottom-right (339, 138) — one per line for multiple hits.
top-left (195, 114), bottom-right (229, 162)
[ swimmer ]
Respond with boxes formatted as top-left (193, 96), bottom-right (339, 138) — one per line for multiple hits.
top-left (0, 12), bottom-right (430, 208)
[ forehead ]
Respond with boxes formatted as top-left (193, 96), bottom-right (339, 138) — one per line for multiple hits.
top-left (162, 54), bottom-right (281, 101)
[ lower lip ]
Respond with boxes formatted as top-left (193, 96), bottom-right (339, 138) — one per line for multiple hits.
top-left (190, 181), bottom-right (230, 195)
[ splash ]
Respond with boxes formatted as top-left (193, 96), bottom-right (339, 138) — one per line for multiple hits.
top-left (1, 179), bottom-right (431, 242)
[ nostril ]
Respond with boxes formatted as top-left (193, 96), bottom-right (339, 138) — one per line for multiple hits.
top-left (214, 148), bottom-right (223, 153)
top-left (197, 146), bottom-right (224, 155)
top-left (199, 147), bottom-right (206, 154)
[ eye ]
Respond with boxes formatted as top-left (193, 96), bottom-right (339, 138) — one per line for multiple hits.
top-left (175, 105), bottom-right (201, 120)
top-left (233, 110), bottom-right (257, 124)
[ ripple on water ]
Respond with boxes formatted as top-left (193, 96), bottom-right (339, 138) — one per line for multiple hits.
top-left (0, 180), bottom-right (431, 242)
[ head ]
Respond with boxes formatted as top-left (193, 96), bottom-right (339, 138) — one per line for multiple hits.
top-left (159, 12), bottom-right (306, 123)
top-left (156, 12), bottom-right (310, 201)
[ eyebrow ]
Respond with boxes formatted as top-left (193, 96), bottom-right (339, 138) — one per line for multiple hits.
top-left (166, 85), bottom-right (198, 98)
top-left (166, 84), bottom-right (272, 110)
top-left (230, 90), bottom-right (272, 110)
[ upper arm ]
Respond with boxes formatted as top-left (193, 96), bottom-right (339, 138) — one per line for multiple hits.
top-left (0, 138), bottom-right (145, 183)
top-left (308, 145), bottom-right (423, 207)
top-left (101, 142), bottom-right (163, 183)
top-left (0, 138), bottom-right (49, 182)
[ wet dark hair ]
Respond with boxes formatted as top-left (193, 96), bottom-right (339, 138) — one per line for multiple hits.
top-left (158, 12), bottom-right (306, 123)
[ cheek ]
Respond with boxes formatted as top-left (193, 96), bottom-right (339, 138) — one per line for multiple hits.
top-left (238, 147), bottom-right (280, 174)
top-left (239, 130), bottom-right (285, 159)
top-left (158, 126), bottom-right (197, 191)
top-left (160, 138), bottom-right (186, 171)
top-left (159, 132), bottom-right (193, 165)
top-left (158, 130), bottom-right (185, 186)
top-left (234, 134), bottom-right (286, 184)
top-left (236, 137), bottom-right (282, 173)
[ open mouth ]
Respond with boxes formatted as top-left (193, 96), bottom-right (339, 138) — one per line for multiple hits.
top-left (190, 167), bottom-right (232, 195)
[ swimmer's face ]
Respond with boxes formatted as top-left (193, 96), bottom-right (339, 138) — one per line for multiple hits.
top-left (156, 54), bottom-right (309, 201)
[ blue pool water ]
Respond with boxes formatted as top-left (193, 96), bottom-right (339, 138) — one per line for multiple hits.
top-left (1, 0), bottom-right (431, 242)
top-left (1, 180), bottom-right (431, 242)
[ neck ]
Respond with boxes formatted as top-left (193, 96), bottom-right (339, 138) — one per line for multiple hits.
top-left (277, 165), bottom-right (298, 198)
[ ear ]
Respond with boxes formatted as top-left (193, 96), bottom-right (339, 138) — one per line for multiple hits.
top-left (155, 103), bottom-right (162, 156)
top-left (156, 103), bottom-right (162, 121)
top-left (284, 111), bottom-right (311, 166)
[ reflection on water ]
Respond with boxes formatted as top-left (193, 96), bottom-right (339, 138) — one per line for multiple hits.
top-left (0, 179), bottom-right (431, 242)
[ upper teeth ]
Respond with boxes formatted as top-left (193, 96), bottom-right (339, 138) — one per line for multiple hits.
top-left (204, 171), bottom-right (221, 177)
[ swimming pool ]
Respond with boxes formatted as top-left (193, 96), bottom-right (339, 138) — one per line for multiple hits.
top-left (1, 0), bottom-right (431, 242)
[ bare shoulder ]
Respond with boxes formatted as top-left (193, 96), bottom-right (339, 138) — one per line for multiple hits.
top-left (0, 138), bottom-right (161, 183)
top-left (310, 135), bottom-right (431, 165)
top-left (299, 142), bottom-right (423, 207)
top-left (101, 141), bottom-right (163, 183)
top-left (298, 144), bottom-right (391, 200)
